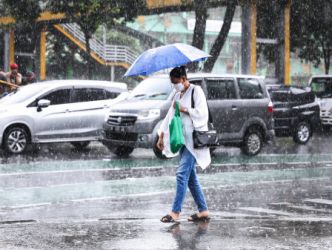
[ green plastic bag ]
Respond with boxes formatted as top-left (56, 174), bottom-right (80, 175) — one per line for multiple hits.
top-left (169, 102), bottom-right (184, 153)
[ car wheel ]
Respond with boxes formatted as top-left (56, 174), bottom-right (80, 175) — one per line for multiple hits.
top-left (3, 127), bottom-right (30, 154)
top-left (153, 135), bottom-right (167, 160)
top-left (71, 141), bottom-right (90, 150)
top-left (293, 121), bottom-right (311, 144)
top-left (103, 142), bottom-right (134, 157)
top-left (241, 128), bottom-right (263, 156)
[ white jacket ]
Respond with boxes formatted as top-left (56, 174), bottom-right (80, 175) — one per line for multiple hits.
top-left (159, 84), bottom-right (211, 170)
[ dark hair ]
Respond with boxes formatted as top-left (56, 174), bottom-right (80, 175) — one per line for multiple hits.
top-left (170, 66), bottom-right (187, 79)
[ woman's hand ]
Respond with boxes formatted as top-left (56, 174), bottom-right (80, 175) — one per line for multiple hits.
top-left (172, 101), bottom-right (177, 109)
top-left (173, 101), bottom-right (187, 113)
top-left (156, 133), bottom-right (165, 151)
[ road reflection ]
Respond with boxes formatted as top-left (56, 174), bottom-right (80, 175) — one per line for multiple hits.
top-left (167, 221), bottom-right (210, 249)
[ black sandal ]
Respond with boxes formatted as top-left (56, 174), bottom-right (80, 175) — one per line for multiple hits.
top-left (188, 213), bottom-right (210, 222)
top-left (160, 214), bottom-right (178, 223)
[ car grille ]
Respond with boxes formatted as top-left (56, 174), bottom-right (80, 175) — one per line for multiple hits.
top-left (105, 131), bottom-right (138, 141)
top-left (107, 115), bottom-right (137, 126)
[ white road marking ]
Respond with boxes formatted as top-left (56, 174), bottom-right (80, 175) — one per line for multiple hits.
top-left (0, 166), bottom-right (163, 177)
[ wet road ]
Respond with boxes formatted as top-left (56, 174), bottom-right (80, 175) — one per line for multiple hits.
top-left (0, 134), bottom-right (332, 249)
top-left (2, 130), bottom-right (332, 165)
top-left (0, 176), bottom-right (331, 249)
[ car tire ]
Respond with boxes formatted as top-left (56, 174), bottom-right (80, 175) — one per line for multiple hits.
top-left (71, 141), bottom-right (90, 150)
top-left (241, 127), bottom-right (263, 156)
top-left (3, 126), bottom-right (30, 154)
top-left (293, 121), bottom-right (311, 144)
top-left (103, 142), bottom-right (134, 157)
top-left (153, 135), bottom-right (167, 159)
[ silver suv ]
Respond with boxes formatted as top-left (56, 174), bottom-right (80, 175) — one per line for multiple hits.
top-left (102, 74), bottom-right (274, 157)
top-left (0, 80), bottom-right (127, 154)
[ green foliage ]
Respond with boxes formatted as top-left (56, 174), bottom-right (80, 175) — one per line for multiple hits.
top-left (256, 1), bottom-right (278, 63)
top-left (46, 33), bottom-right (86, 79)
top-left (2, 0), bottom-right (43, 65)
top-left (257, 0), bottom-right (332, 73)
top-left (47, 0), bottom-right (146, 77)
top-left (291, 0), bottom-right (331, 73)
top-left (3, 0), bottom-right (41, 25)
top-left (47, 0), bottom-right (146, 38)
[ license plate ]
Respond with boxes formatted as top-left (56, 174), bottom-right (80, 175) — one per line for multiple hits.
top-left (110, 126), bottom-right (126, 132)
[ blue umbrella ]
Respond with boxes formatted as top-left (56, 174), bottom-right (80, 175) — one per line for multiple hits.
top-left (124, 43), bottom-right (210, 77)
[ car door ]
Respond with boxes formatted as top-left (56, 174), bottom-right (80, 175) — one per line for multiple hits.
top-left (235, 77), bottom-right (269, 131)
top-left (203, 78), bottom-right (239, 139)
top-left (29, 87), bottom-right (73, 141)
top-left (68, 87), bottom-right (110, 138)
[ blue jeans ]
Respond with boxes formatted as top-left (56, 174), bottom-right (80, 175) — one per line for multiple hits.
top-left (172, 147), bottom-right (208, 213)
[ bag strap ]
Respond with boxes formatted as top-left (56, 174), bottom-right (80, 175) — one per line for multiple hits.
top-left (175, 101), bottom-right (180, 116)
top-left (191, 86), bottom-right (195, 109)
top-left (191, 86), bottom-right (213, 124)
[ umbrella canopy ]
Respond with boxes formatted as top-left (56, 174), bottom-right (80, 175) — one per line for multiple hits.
top-left (124, 43), bottom-right (210, 77)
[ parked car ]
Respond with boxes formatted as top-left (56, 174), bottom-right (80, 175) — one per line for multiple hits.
top-left (0, 80), bottom-right (127, 154)
top-left (102, 74), bottom-right (274, 158)
top-left (269, 85), bottom-right (320, 144)
top-left (309, 75), bottom-right (332, 127)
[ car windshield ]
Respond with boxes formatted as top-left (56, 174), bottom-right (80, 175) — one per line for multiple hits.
top-left (127, 77), bottom-right (173, 100)
top-left (0, 84), bottom-right (47, 105)
top-left (310, 77), bottom-right (332, 98)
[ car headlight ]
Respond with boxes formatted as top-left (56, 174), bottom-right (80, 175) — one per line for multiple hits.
top-left (137, 109), bottom-right (160, 120)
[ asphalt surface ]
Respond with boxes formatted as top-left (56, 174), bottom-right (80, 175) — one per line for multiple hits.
top-left (0, 134), bottom-right (332, 249)
top-left (0, 177), bottom-right (331, 249)
top-left (1, 129), bottom-right (332, 165)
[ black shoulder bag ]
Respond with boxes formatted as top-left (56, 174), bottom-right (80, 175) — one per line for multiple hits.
top-left (191, 87), bottom-right (219, 149)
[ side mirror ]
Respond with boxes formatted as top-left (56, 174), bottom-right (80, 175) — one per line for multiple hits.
top-left (37, 99), bottom-right (50, 111)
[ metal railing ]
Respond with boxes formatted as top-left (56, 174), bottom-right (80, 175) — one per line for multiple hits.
top-left (60, 23), bottom-right (139, 65)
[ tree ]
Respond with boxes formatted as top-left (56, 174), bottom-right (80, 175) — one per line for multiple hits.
top-left (203, 1), bottom-right (237, 72)
top-left (47, 0), bottom-right (146, 78)
top-left (2, 0), bottom-right (42, 71)
top-left (46, 32), bottom-right (86, 79)
top-left (3, 0), bottom-right (41, 23)
top-left (189, 0), bottom-right (208, 72)
top-left (291, 0), bottom-right (332, 74)
top-left (256, 0), bottom-right (278, 64)
top-left (189, 0), bottom-right (237, 72)
top-left (257, 0), bottom-right (332, 74)
top-left (0, 0), bottom-right (9, 15)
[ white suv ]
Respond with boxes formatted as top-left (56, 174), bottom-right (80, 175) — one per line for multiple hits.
top-left (309, 75), bottom-right (332, 126)
top-left (0, 80), bottom-right (127, 154)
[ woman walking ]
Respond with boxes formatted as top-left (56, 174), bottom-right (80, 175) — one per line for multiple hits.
top-left (157, 66), bottom-right (211, 223)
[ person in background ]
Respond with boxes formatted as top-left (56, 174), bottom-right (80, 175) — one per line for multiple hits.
top-left (0, 68), bottom-right (7, 95)
top-left (0, 68), bottom-right (6, 82)
top-left (6, 63), bottom-right (22, 86)
top-left (21, 71), bottom-right (36, 85)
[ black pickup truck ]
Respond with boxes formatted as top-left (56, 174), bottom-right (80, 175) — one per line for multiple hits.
top-left (269, 86), bottom-right (320, 144)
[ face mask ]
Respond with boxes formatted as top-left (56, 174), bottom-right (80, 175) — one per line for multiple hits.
top-left (174, 83), bottom-right (185, 92)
